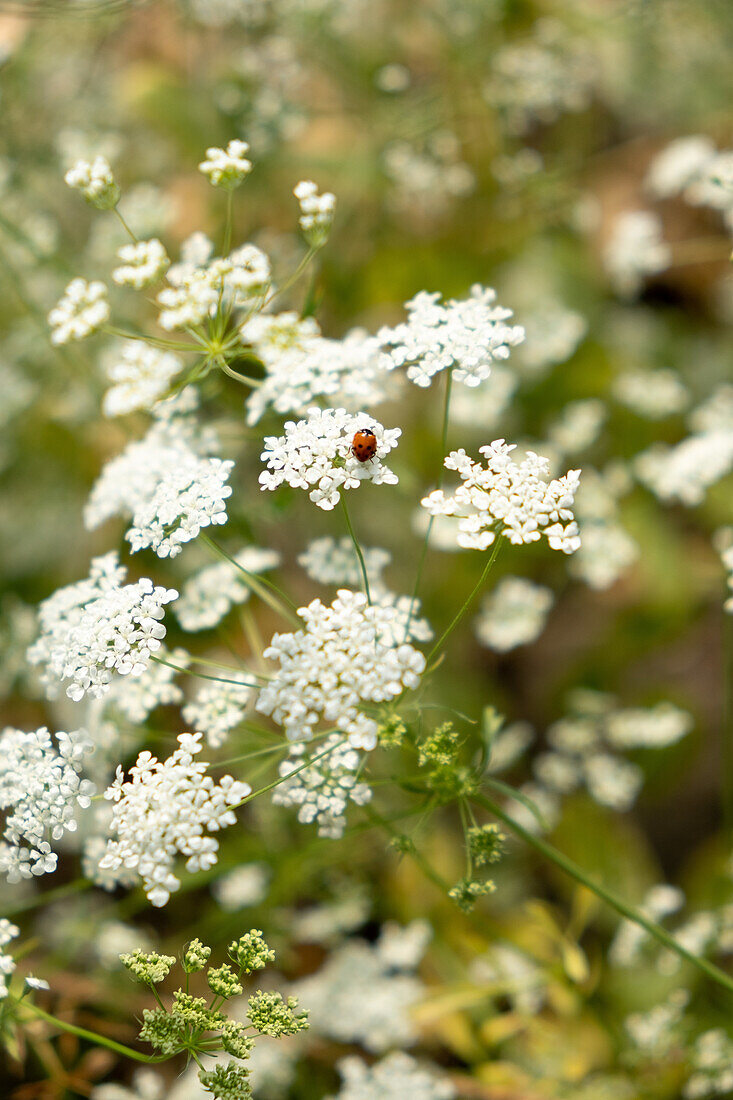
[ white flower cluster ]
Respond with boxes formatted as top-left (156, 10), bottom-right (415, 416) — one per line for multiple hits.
top-left (470, 943), bottom-right (546, 1016)
top-left (272, 735), bottom-right (373, 838)
top-left (294, 179), bottom-right (335, 242)
top-left (157, 242), bottom-right (270, 330)
top-left (291, 922), bottom-right (428, 1052)
top-left (175, 547), bottom-right (280, 631)
top-left (474, 576), bottom-right (553, 652)
top-left (0, 726), bottom-right (94, 883)
top-left (546, 398), bottom-right (606, 458)
top-left (27, 552), bottom-right (178, 701)
top-left (99, 732), bottom-right (250, 907)
top-left (0, 920), bottom-right (19, 999)
top-left (260, 408), bottom-right (400, 511)
top-left (257, 589), bottom-right (427, 750)
top-left (240, 312), bottom-right (393, 425)
top-left (199, 139), bottom-right (253, 189)
top-left (112, 238), bottom-right (170, 289)
top-left (48, 278), bottom-right (109, 345)
top-left (531, 691), bottom-right (692, 815)
top-left (422, 440), bottom-right (581, 553)
top-left (685, 1029), bottom-right (733, 1099)
top-left (182, 674), bottom-right (253, 748)
top-left (378, 285), bottom-right (525, 388)
top-left (101, 341), bottom-right (182, 417)
top-left (612, 368), bottom-right (689, 420)
top-left (298, 537), bottom-right (391, 589)
top-left (333, 1053), bottom-right (455, 1100)
top-left (64, 155), bottom-right (120, 209)
top-left (603, 211), bottom-right (671, 298)
top-left (449, 365), bottom-right (517, 431)
top-left (382, 135), bottom-right (475, 219)
top-left (84, 412), bottom-right (233, 558)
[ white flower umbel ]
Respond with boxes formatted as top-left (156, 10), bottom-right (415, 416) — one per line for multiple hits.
top-left (475, 577), bottom-right (553, 653)
top-left (99, 732), bottom-right (250, 907)
top-left (158, 244), bottom-right (270, 330)
top-left (422, 440), bottom-right (581, 553)
top-left (64, 156), bottom-right (120, 209)
top-left (685, 1029), bottom-right (733, 1099)
top-left (610, 884), bottom-right (685, 967)
top-left (112, 239), bottom-right (170, 289)
top-left (298, 537), bottom-right (391, 589)
top-left (257, 589), bottom-right (426, 750)
top-left (333, 1053), bottom-right (456, 1100)
top-left (294, 179), bottom-right (335, 243)
top-left (603, 211), bottom-right (671, 298)
top-left (48, 278), bottom-right (109, 345)
top-left (182, 674), bottom-right (253, 748)
top-left (0, 727), bottom-right (94, 883)
top-left (605, 703), bottom-right (693, 749)
top-left (175, 547), bottom-right (280, 632)
top-left (27, 552), bottom-right (178, 701)
top-left (85, 414), bottom-right (234, 558)
top-left (240, 313), bottom-right (394, 425)
top-left (199, 139), bottom-right (253, 189)
top-left (101, 341), bottom-right (182, 417)
top-left (378, 285), bottom-right (525, 388)
top-left (260, 408), bottom-right (401, 511)
top-left (0, 920), bottom-right (19, 999)
top-left (715, 529), bottom-right (733, 614)
top-left (272, 735), bottom-right (373, 838)
top-left (568, 465), bottom-right (638, 591)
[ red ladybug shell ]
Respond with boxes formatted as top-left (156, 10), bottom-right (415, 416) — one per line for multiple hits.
top-left (351, 428), bottom-right (378, 462)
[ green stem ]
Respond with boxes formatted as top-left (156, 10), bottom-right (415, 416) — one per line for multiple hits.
top-left (473, 792), bottom-right (733, 997)
top-left (426, 536), bottom-right (502, 668)
top-left (113, 206), bottom-right (138, 243)
top-left (229, 736), bottom-right (346, 810)
top-left (14, 998), bottom-right (165, 1064)
top-left (404, 368), bottom-right (453, 642)
top-left (341, 496), bottom-right (371, 606)
top-left (149, 654), bottom-right (259, 690)
top-left (201, 535), bottom-right (301, 626)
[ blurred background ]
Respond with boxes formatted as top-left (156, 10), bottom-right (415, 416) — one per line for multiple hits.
top-left (0, 1), bottom-right (732, 1097)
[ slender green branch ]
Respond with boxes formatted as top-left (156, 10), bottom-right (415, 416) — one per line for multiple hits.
top-left (426, 536), bottom-right (502, 668)
top-left (473, 792), bottom-right (733, 997)
top-left (341, 496), bottom-right (371, 606)
top-left (201, 535), bottom-right (301, 626)
top-left (229, 736), bottom-right (346, 810)
top-left (14, 998), bottom-right (166, 1063)
top-left (404, 368), bottom-right (453, 642)
top-left (113, 206), bottom-right (138, 243)
top-left (150, 654), bottom-right (259, 690)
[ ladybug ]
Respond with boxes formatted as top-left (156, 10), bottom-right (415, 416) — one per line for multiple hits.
top-left (351, 427), bottom-right (378, 462)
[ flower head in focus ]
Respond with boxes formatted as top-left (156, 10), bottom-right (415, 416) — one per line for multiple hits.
top-left (378, 285), bottom-right (524, 388)
top-left (422, 440), bottom-right (581, 554)
top-left (259, 407), bottom-right (400, 511)
top-left (99, 732), bottom-right (250, 907)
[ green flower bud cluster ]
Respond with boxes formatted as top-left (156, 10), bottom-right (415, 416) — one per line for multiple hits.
top-left (121, 930), bottom-right (308, 1100)
top-left (449, 877), bottom-right (497, 913)
top-left (418, 723), bottom-right (477, 802)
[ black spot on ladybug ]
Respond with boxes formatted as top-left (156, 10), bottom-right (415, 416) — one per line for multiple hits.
top-left (351, 428), bottom-right (378, 462)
